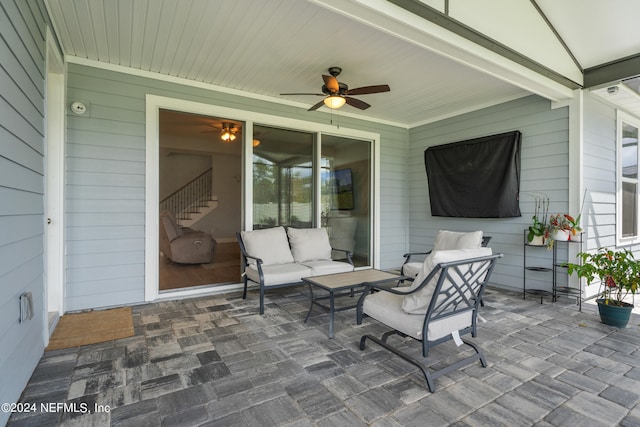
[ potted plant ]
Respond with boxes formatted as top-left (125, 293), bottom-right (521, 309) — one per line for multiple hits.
top-left (545, 214), bottom-right (572, 249)
top-left (527, 193), bottom-right (548, 246)
top-left (566, 248), bottom-right (639, 327)
top-left (528, 216), bottom-right (546, 246)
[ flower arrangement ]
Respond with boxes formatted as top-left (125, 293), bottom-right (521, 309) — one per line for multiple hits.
top-left (566, 248), bottom-right (638, 307)
top-left (544, 214), bottom-right (572, 249)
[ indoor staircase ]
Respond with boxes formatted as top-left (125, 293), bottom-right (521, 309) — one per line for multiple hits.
top-left (160, 168), bottom-right (218, 227)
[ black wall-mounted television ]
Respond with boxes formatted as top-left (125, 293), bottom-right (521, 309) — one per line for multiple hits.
top-left (424, 131), bottom-right (522, 218)
top-left (331, 168), bottom-right (354, 210)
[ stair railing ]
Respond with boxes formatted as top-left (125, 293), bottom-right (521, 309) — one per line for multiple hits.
top-left (160, 168), bottom-right (212, 219)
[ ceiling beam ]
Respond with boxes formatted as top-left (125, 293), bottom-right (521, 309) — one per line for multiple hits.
top-left (584, 53), bottom-right (640, 88)
top-left (386, 0), bottom-right (581, 90)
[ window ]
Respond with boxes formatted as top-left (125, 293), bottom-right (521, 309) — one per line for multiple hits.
top-left (617, 112), bottom-right (640, 243)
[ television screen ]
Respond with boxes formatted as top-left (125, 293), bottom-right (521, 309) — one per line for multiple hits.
top-left (330, 168), bottom-right (354, 210)
top-left (424, 131), bottom-right (522, 218)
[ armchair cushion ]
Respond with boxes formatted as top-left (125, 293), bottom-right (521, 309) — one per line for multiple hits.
top-left (402, 247), bottom-right (492, 315)
top-left (433, 230), bottom-right (483, 251)
top-left (363, 291), bottom-right (472, 340)
top-left (403, 230), bottom-right (485, 278)
top-left (241, 226), bottom-right (294, 266)
top-left (287, 227), bottom-right (332, 262)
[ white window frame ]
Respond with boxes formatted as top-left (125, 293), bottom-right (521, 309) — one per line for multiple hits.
top-left (616, 110), bottom-right (640, 246)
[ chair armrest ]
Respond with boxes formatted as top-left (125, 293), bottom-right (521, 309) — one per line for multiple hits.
top-left (331, 247), bottom-right (353, 266)
top-left (235, 232), bottom-right (264, 268)
top-left (402, 250), bottom-right (432, 264)
top-left (243, 253), bottom-right (264, 266)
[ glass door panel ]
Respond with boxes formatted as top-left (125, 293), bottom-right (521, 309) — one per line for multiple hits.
top-left (252, 125), bottom-right (314, 229)
top-left (321, 135), bottom-right (371, 267)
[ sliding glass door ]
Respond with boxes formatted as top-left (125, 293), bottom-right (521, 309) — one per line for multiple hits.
top-left (250, 127), bottom-right (372, 267)
top-left (252, 125), bottom-right (314, 228)
top-left (321, 135), bottom-right (371, 267)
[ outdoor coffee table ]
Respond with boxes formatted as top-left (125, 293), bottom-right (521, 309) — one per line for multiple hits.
top-left (302, 269), bottom-right (406, 338)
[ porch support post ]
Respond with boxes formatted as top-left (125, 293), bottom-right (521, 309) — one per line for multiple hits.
top-left (568, 89), bottom-right (584, 292)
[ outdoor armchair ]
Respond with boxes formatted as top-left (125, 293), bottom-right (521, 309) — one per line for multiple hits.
top-left (357, 248), bottom-right (502, 392)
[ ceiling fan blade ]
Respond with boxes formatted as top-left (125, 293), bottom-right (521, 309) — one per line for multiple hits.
top-left (280, 93), bottom-right (325, 96)
top-left (308, 99), bottom-right (327, 111)
top-left (323, 75), bottom-right (339, 93)
top-left (346, 84), bottom-right (391, 95)
top-left (344, 96), bottom-right (370, 110)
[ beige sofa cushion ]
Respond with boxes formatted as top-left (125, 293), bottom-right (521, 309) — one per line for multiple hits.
top-left (299, 259), bottom-right (353, 276)
top-left (287, 227), bottom-right (332, 262)
top-left (241, 226), bottom-right (294, 266)
top-left (245, 263), bottom-right (312, 286)
top-left (402, 248), bottom-right (492, 315)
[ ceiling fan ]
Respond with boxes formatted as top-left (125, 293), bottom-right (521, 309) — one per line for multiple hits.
top-left (281, 67), bottom-right (390, 111)
top-left (201, 122), bottom-right (240, 142)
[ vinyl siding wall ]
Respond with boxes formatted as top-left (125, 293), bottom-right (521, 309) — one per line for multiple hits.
top-left (408, 95), bottom-right (569, 293)
top-left (65, 63), bottom-right (409, 311)
top-left (583, 92), bottom-right (617, 251)
top-left (583, 92), bottom-right (640, 262)
top-left (0, 0), bottom-right (48, 423)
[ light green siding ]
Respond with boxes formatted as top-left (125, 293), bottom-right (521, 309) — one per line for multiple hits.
top-left (0, 0), bottom-right (48, 423)
top-left (65, 63), bottom-right (409, 310)
top-left (409, 95), bottom-right (570, 292)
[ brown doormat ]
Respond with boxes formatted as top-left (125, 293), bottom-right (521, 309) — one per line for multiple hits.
top-left (46, 307), bottom-right (134, 350)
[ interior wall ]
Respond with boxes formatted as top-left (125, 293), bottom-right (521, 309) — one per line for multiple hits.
top-left (195, 153), bottom-right (242, 240)
top-left (0, 1), bottom-right (48, 424)
top-left (159, 151), bottom-right (212, 200)
top-left (409, 95), bottom-right (570, 293)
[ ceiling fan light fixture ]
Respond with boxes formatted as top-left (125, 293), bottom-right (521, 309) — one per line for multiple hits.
top-left (324, 95), bottom-right (346, 109)
top-left (220, 122), bottom-right (237, 142)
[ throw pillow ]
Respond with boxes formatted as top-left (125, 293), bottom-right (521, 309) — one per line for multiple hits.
top-left (287, 227), bottom-right (332, 262)
top-left (241, 226), bottom-right (294, 266)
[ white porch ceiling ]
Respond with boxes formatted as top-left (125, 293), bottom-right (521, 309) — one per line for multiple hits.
top-left (46, 0), bottom-right (640, 127)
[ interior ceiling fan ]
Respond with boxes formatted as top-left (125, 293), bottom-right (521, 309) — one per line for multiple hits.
top-left (201, 121), bottom-right (240, 142)
top-left (281, 66), bottom-right (390, 111)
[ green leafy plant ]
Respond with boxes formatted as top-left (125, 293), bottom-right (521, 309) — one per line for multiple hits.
top-left (566, 248), bottom-right (639, 307)
top-left (527, 193), bottom-right (549, 243)
top-left (527, 215), bottom-right (546, 242)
